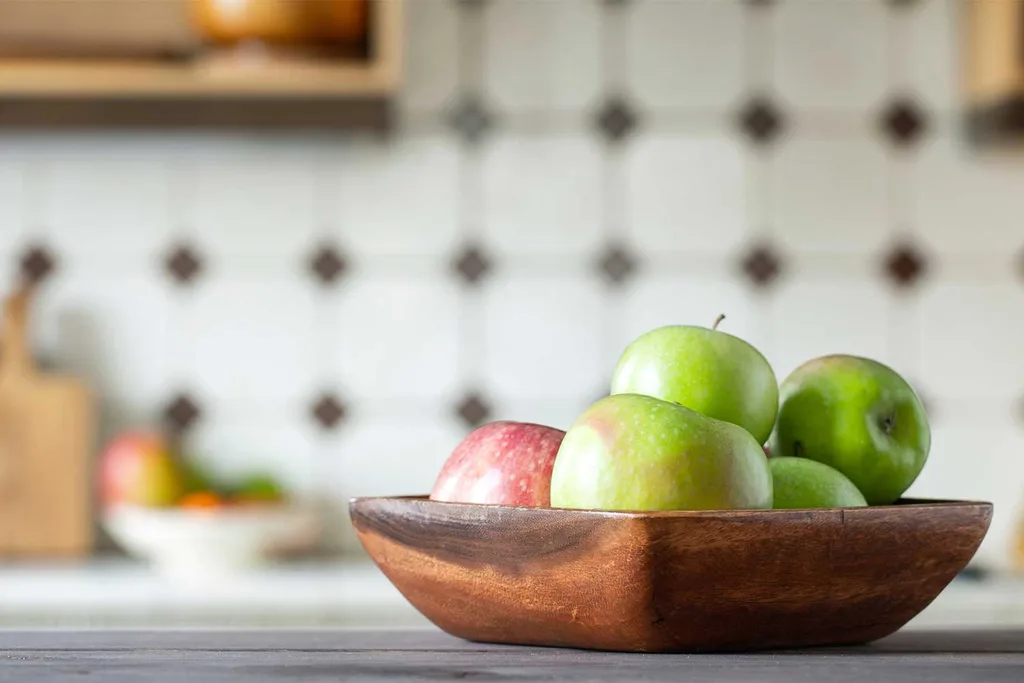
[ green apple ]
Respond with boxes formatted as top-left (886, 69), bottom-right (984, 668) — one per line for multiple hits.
top-left (769, 457), bottom-right (867, 509)
top-left (610, 317), bottom-right (779, 444)
top-left (768, 355), bottom-right (930, 506)
top-left (550, 393), bottom-right (772, 511)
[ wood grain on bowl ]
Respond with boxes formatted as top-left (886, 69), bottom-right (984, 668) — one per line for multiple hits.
top-left (349, 497), bottom-right (992, 654)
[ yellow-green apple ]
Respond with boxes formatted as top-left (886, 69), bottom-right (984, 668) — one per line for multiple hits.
top-left (98, 432), bottom-right (186, 507)
top-left (550, 394), bottom-right (772, 511)
top-left (430, 421), bottom-right (565, 507)
top-left (610, 317), bottom-right (779, 444)
top-left (768, 355), bottom-right (930, 505)
top-left (769, 457), bottom-right (867, 509)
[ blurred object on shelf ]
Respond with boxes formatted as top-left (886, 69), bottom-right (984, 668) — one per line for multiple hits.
top-left (0, 0), bottom-right (197, 59)
top-left (0, 0), bottom-right (401, 129)
top-left (962, 0), bottom-right (1024, 147)
top-left (190, 0), bottom-right (369, 57)
top-left (0, 284), bottom-right (95, 558)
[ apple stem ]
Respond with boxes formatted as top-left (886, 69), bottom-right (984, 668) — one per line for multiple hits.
top-left (712, 314), bottom-right (726, 330)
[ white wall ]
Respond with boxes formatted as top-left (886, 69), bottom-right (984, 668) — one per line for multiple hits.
top-left (0, 0), bottom-right (1022, 569)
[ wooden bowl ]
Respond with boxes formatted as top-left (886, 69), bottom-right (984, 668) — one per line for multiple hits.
top-left (350, 496), bottom-right (992, 653)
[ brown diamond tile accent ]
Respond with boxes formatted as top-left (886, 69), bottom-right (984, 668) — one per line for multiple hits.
top-left (740, 242), bottom-right (783, 287)
top-left (164, 244), bottom-right (203, 285)
top-left (594, 97), bottom-right (639, 144)
top-left (447, 95), bottom-right (494, 145)
top-left (880, 98), bottom-right (928, 147)
top-left (452, 244), bottom-right (492, 286)
top-left (596, 242), bottom-right (639, 286)
top-left (738, 96), bottom-right (785, 145)
top-left (19, 244), bottom-right (57, 285)
top-left (455, 392), bottom-right (491, 429)
top-left (883, 242), bottom-right (928, 288)
top-left (311, 393), bottom-right (347, 430)
top-left (163, 393), bottom-right (201, 434)
top-left (308, 243), bottom-right (348, 286)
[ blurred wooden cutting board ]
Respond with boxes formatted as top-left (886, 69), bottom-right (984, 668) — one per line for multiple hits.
top-left (0, 286), bottom-right (94, 557)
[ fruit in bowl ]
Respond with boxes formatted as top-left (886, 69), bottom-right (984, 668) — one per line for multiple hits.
top-left (98, 431), bottom-right (316, 579)
top-left (98, 432), bottom-right (187, 507)
top-left (430, 421), bottom-right (565, 506)
top-left (420, 318), bottom-right (936, 515)
top-left (768, 354), bottom-right (930, 505)
top-left (550, 393), bottom-right (772, 511)
top-left (769, 456), bottom-right (867, 510)
top-left (610, 316), bottom-right (779, 445)
top-left (350, 316), bottom-right (990, 653)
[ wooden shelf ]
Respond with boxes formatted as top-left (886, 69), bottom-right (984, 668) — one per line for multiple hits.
top-left (0, 0), bottom-right (402, 130)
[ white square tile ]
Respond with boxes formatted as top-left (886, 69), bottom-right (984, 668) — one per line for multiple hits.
top-left (770, 277), bottom-right (894, 382)
top-left (484, 0), bottom-right (601, 112)
top-left (615, 273), bottom-right (768, 367)
top-left (483, 273), bottom-right (606, 402)
top-left (481, 132), bottom-right (603, 257)
top-left (401, 0), bottom-right (459, 113)
top-left (919, 283), bottom-right (1024, 400)
top-left (189, 274), bottom-right (318, 405)
top-left (626, 0), bottom-right (744, 111)
top-left (900, 0), bottom-right (958, 111)
top-left (625, 132), bottom-right (747, 255)
top-left (335, 134), bottom-right (460, 257)
top-left (772, 135), bottom-right (888, 254)
top-left (0, 159), bottom-right (24, 251)
top-left (327, 414), bottom-right (466, 551)
top-left (335, 274), bottom-right (460, 401)
top-left (33, 275), bottom-right (175, 406)
top-left (913, 131), bottom-right (1024, 256)
top-left (905, 423), bottom-right (1024, 570)
top-left (41, 158), bottom-right (170, 262)
top-left (773, 0), bottom-right (887, 111)
top-left (490, 400), bottom-right (588, 435)
top-left (330, 415), bottom-right (465, 500)
top-left (194, 155), bottom-right (318, 263)
top-left (188, 414), bottom-right (320, 499)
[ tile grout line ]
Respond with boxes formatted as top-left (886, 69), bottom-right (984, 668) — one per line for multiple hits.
top-left (166, 159), bottom-right (199, 405)
top-left (744, 0), bottom-right (778, 363)
top-left (455, 0), bottom-right (488, 401)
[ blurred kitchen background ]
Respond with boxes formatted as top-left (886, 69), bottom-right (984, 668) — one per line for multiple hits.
top-left (1, 0), bottom-right (1024, 628)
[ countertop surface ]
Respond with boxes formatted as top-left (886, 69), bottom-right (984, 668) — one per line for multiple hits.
top-left (0, 628), bottom-right (1022, 682)
top-left (0, 559), bottom-right (1022, 630)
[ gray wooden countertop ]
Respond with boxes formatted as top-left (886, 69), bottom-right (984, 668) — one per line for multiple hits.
top-left (0, 628), bottom-right (1022, 682)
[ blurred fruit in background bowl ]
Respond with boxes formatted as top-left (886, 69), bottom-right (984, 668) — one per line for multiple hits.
top-left (190, 0), bottom-right (369, 48)
top-left (98, 432), bottom-right (186, 508)
top-left (98, 431), bottom-right (319, 580)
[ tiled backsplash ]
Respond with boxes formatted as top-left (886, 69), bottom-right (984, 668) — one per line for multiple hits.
top-left (2, 0), bottom-right (1024, 567)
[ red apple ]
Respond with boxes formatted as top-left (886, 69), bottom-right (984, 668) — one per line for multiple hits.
top-left (98, 432), bottom-right (186, 507)
top-left (429, 421), bottom-right (565, 507)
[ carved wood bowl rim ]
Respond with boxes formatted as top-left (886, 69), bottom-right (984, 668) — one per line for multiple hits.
top-left (350, 494), bottom-right (993, 517)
